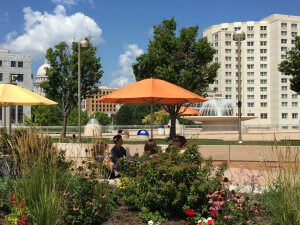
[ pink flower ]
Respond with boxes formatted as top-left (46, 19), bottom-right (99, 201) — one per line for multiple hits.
top-left (101, 194), bottom-right (107, 199)
top-left (73, 207), bottom-right (79, 211)
top-left (86, 201), bottom-right (94, 206)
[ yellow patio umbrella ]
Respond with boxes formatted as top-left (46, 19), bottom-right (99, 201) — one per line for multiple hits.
top-left (0, 84), bottom-right (57, 131)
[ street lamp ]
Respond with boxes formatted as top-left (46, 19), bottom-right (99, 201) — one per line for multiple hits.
top-left (78, 39), bottom-right (90, 143)
top-left (8, 74), bottom-right (19, 135)
top-left (233, 30), bottom-right (245, 144)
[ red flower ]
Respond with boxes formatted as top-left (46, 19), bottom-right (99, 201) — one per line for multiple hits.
top-left (207, 218), bottom-right (215, 225)
top-left (19, 200), bottom-right (25, 209)
top-left (17, 214), bottom-right (27, 225)
top-left (185, 209), bottom-right (195, 218)
top-left (11, 201), bottom-right (16, 205)
top-left (11, 193), bottom-right (17, 199)
top-left (197, 222), bottom-right (203, 225)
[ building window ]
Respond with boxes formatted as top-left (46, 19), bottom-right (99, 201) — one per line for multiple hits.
top-left (260, 64), bottom-right (267, 69)
top-left (281, 39), bottom-right (287, 44)
top-left (291, 32), bottom-right (297, 37)
top-left (11, 61), bottom-right (16, 67)
top-left (234, 27), bottom-right (241, 31)
top-left (225, 95), bottom-right (232, 99)
top-left (260, 41), bottom-right (267, 46)
top-left (247, 95), bottom-right (254, 99)
top-left (260, 72), bottom-right (267, 76)
top-left (260, 56), bottom-right (267, 61)
top-left (282, 94), bottom-right (288, 99)
top-left (18, 61), bottom-right (23, 67)
top-left (260, 33), bottom-right (267, 38)
top-left (247, 49), bottom-right (254, 54)
top-left (281, 86), bottom-right (288, 91)
top-left (247, 80), bottom-right (254, 84)
top-left (282, 102), bottom-right (288, 107)
top-left (247, 34), bottom-right (254, 39)
top-left (225, 72), bottom-right (231, 76)
top-left (292, 113), bottom-right (298, 119)
top-left (17, 106), bottom-right (23, 123)
top-left (260, 87), bottom-right (267, 92)
top-left (247, 26), bottom-right (254, 31)
top-left (247, 64), bottom-right (254, 69)
top-left (225, 56), bottom-right (231, 61)
top-left (281, 54), bottom-right (287, 59)
top-left (291, 23), bottom-right (297, 29)
top-left (292, 102), bottom-right (298, 107)
top-left (292, 94), bottom-right (298, 99)
top-left (225, 87), bottom-right (232, 92)
top-left (247, 102), bottom-right (254, 107)
top-left (225, 79), bottom-right (232, 84)
top-left (260, 79), bottom-right (267, 84)
top-left (225, 33), bottom-right (231, 38)
top-left (260, 49), bottom-right (267, 54)
top-left (225, 49), bottom-right (231, 54)
top-left (248, 113), bottom-right (255, 116)
top-left (225, 41), bottom-right (231, 46)
top-left (281, 31), bottom-right (287, 36)
top-left (247, 72), bottom-right (254, 77)
top-left (261, 102), bottom-right (267, 107)
top-left (281, 78), bottom-right (287, 83)
top-left (0, 73), bottom-right (2, 81)
top-left (247, 42), bottom-right (254, 46)
top-left (260, 113), bottom-right (268, 119)
top-left (15, 74), bottom-right (24, 82)
top-left (282, 113), bottom-right (288, 119)
top-left (281, 47), bottom-right (287, 52)
top-left (0, 60), bottom-right (2, 67)
top-left (260, 26), bottom-right (267, 30)
top-left (247, 57), bottom-right (254, 61)
top-left (281, 23), bottom-right (287, 29)
top-left (261, 95), bottom-right (267, 99)
top-left (225, 64), bottom-right (231, 69)
top-left (215, 42), bottom-right (218, 47)
top-left (292, 39), bottom-right (296, 44)
top-left (247, 87), bottom-right (254, 92)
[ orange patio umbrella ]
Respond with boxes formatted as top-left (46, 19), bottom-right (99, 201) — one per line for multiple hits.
top-left (98, 78), bottom-right (206, 138)
top-left (172, 106), bottom-right (200, 116)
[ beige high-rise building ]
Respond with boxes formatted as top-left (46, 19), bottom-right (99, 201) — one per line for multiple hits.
top-left (84, 86), bottom-right (120, 115)
top-left (203, 14), bottom-right (300, 129)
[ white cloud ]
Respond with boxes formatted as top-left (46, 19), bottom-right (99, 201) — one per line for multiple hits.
top-left (109, 44), bottom-right (144, 88)
top-left (0, 5), bottom-right (103, 60)
top-left (51, 0), bottom-right (77, 6)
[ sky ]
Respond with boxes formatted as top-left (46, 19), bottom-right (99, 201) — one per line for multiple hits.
top-left (0, 0), bottom-right (299, 88)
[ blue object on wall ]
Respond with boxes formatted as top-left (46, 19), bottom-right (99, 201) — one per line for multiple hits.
top-left (137, 129), bottom-right (149, 136)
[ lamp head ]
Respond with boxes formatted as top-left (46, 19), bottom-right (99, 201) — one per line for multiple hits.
top-left (80, 39), bottom-right (90, 49)
top-left (233, 31), bottom-right (246, 41)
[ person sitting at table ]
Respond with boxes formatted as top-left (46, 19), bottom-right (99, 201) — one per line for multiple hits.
top-left (166, 135), bottom-right (187, 153)
top-left (144, 139), bottom-right (158, 155)
top-left (110, 134), bottom-right (126, 179)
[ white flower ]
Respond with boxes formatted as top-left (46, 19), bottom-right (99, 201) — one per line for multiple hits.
top-left (148, 220), bottom-right (154, 225)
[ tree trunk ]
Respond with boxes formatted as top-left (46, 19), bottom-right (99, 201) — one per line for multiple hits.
top-left (61, 112), bottom-right (68, 138)
top-left (169, 114), bottom-right (177, 140)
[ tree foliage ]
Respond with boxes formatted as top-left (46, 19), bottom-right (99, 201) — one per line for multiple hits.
top-left (32, 105), bottom-right (62, 126)
top-left (133, 18), bottom-right (219, 138)
top-left (41, 39), bottom-right (103, 137)
top-left (279, 36), bottom-right (300, 94)
top-left (115, 104), bottom-right (161, 125)
top-left (142, 110), bottom-right (169, 125)
top-left (67, 107), bottom-right (89, 126)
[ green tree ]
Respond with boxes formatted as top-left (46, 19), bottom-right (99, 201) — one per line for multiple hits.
top-left (90, 111), bottom-right (111, 125)
top-left (67, 107), bottom-right (89, 126)
top-left (279, 36), bottom-right (300, 94)
top-left (133, 18), bottom-right (219, 139)
top-left (115, 104), bottom-right (161, 125)
top-left (32, 105), bottom-right (62, 126)
top-left (142, 110), bottom-right (169, 125)
top-left (41, 39), bottom-right (103, 137)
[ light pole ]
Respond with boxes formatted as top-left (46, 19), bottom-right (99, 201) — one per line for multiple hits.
top-left (233, 30), bottom-right (245, 144)
top-left (78, 39), bottom-right (90, 143)
top-left (8, 74), bottom-right (19, 135)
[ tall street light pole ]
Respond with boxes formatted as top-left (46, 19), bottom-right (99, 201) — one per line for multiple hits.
top-left (78, 39), bottom-right (90, 143)
top-left (8, 74), bottom-right (18, 135)
top-left (233, 31), bottom-right (245, 144)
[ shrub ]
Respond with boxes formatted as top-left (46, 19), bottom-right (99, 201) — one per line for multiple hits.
top-left (0, 177), bottom-right (15, 218)
top-left (118, 145), bottom-right (226, 220)
top-left (263, 144), bottom-right (300, 225)
top-left (63, 173), bottom-right (117, 224)
top-left (5, 192), bottom-right (29, 225)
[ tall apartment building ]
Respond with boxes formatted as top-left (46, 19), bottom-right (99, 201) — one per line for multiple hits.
top-left (0, 49), bottom-right (32, 126)
top-left (203, 14), bottom-right (300, 128)
top-left (84, 86), bottom-right (120, 115)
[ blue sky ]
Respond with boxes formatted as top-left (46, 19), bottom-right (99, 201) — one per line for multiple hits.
top-left (0, 0), bottom-right (299, 87)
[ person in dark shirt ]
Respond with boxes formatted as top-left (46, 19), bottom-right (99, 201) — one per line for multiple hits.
top-left (110, 135), bottom-right (126, 178)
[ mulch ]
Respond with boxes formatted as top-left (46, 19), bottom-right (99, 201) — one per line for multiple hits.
top-left (102, 206), bottom-right (187, 225)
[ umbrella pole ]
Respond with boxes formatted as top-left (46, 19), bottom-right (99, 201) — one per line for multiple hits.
top-left (3, 106), bottom-right (6, 132)
top-left (150, 102), bottom-right (153, 139)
